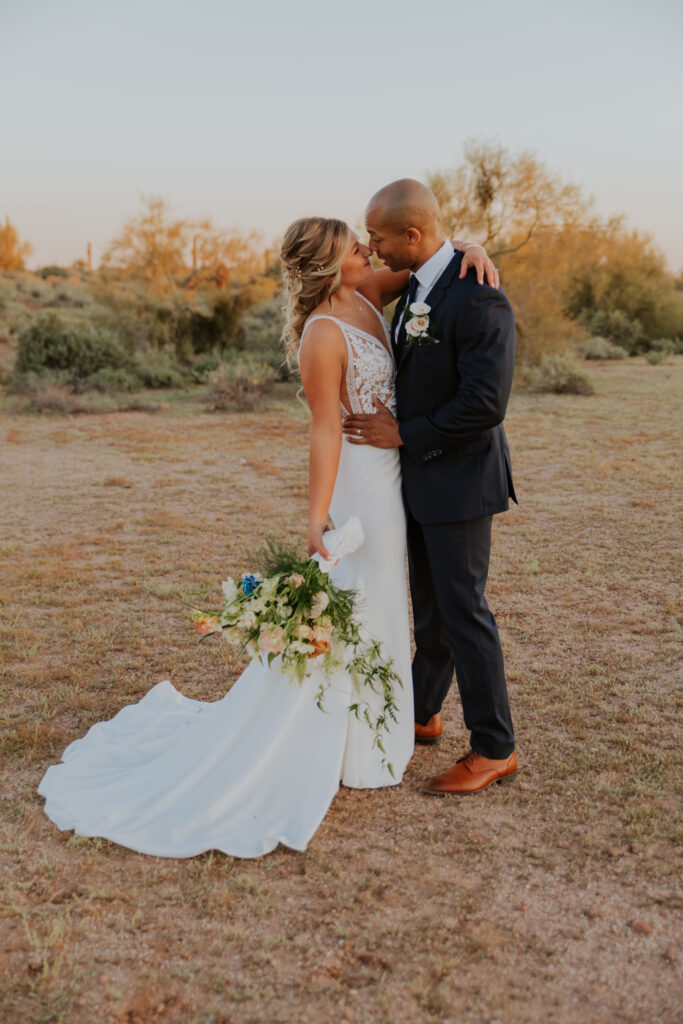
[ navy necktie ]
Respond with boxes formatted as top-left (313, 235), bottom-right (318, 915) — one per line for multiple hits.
top-left (398, 274), bottom-right (419, 344)
top-left (406, 272), bottom-right (419, 307)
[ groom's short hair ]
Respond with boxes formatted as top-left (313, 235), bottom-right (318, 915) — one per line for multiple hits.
top-left (366, 179), bottom-right (439, 233)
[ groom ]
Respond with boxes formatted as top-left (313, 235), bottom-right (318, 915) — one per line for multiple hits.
top-left (343, 179), bottom-right (517, 794)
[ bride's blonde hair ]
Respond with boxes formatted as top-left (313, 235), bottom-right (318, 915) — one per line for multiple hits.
top-left (280, 217), bottom-right (350, 360)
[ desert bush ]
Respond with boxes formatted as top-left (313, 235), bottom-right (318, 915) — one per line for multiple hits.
top-left (19, 278), bottom-right (55, 304)
top-left (133, 350), bottom-right (185, 389)
top-left (527, 353), bottom-right (594, 395)
top-left (14, 313), bottom-right (131, 382)
top-left (0, 353), bottom-right (13, 386)
top-left (577, 336), bottom-right (626, 360)
top-left (205, 354), bottom-right (278, 412)
top-left (52, 282), bottom-right (94, 307)
top-left (16, 374), bottom-right (88, 414)
top-left (644, 339), bottom-right (676, 365)
top-left (583, 309), bottom-right (647, 355)
top-left (190, 352), bottom-right (222, 381)
top-left (91, 280), bottom-right (251, 363)
top-left (239, 297), bottom-right (291, 380)
top-left (81, 367), bottom-right (143, 393)
top-left (37, 266), bottom-right (69, 279)
top-left (177, 289), bottom-right (247, 358)
top-left (568, 225), bottom-right (683, 344)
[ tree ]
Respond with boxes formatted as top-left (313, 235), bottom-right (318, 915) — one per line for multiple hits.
top-left (427, 141), bottom-right (682, 359)
top-left (428, 139), bottom-right (594, 258)
top-left (0, 216), bottom-right (33, 270)
top-left (190, 221), bottom-right (263, 286)
top-left (566, 219), bottom-right (683, 345)
top-left (101, 196), bottom-right (190, 285)
top-left (102, 196), bottom-right (264, 290)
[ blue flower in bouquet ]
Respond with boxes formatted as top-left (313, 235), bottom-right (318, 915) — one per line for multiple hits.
top-left (241, 574), bottom-right (262, 597)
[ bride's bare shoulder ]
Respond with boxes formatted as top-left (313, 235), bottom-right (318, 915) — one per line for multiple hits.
top-left (299, 314), bottom-right (346, 364)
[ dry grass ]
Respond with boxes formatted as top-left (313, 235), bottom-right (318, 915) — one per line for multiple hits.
top-left (0, 359), bottom-right (681, 1023)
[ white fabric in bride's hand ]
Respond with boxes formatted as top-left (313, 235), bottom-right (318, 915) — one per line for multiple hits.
top-left (314, 515), bottom-right (365, 572)
top-left (38, 295), bottom-right (414, 859)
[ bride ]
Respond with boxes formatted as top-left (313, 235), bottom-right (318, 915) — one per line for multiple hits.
top-left (37, 218), bottom-right (493, 859)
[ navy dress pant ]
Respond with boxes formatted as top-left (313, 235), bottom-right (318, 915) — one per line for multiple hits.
top-left (407, 510), bottom-right (515, 759)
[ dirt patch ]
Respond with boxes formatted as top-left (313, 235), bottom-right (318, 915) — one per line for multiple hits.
top-left (0, 360), bottom-right (681, 1022)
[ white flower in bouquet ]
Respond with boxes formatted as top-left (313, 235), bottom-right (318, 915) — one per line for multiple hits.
top-left (296, 624), bottom-right (314, 640)
top-left (291, 639), bottom-right (315, 655)
top-left (221, 577), bottom-right (239, 603)
top-left (310, 592), bottom-right (330, 618)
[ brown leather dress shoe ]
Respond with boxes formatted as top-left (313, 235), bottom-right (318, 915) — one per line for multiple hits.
top-left (423, 749), bottom-right (517, 795)
top-left (415, 713), bottom-right (443, 745)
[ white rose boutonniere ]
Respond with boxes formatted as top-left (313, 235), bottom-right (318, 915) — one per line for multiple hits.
top-left (404, 302), bottom-right (440, 346)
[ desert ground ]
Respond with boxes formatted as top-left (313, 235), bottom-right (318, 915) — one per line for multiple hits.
top-left (0, 359), bottom-right (681, 1023)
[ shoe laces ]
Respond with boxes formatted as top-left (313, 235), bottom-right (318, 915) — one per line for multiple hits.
top-left (457, 750), bottom-right (478, 767)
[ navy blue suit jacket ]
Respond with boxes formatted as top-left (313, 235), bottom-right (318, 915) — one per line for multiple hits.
top-left (393, 250), bottom-right (517, 524)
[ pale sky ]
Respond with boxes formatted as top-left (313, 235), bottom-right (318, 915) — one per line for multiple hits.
top-left (2, 0), bottom-right (682, 270)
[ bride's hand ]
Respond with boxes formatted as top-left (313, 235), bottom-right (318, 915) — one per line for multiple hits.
top-left (453, 241), bottom-right (500, 289)
top-left (308, 524), bottom-right (331, 561)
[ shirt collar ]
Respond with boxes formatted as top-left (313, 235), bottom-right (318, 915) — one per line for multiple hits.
top-left (413, 240), bottom-right (454, 294)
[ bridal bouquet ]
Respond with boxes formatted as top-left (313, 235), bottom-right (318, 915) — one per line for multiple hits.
top-left (193, 518), bottom-right (402, 774)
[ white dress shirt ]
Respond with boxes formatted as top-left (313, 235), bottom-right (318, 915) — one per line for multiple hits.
top-left (395, 240), bottom-right (455, 340)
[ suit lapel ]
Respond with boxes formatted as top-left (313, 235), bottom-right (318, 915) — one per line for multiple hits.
top-left (396, 253), bottom-right (463, 372)
top-left (422, 252), bottom-right (462, 318)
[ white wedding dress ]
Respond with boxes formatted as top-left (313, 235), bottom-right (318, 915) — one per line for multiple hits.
top-left (38, 293), bottom-right (414, 858)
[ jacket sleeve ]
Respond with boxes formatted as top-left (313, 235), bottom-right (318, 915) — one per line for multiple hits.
top-left (398, 287), bottom-right (515, 460)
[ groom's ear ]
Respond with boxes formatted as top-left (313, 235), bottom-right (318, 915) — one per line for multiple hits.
top-left (405, 227), bottom-right (421, 246)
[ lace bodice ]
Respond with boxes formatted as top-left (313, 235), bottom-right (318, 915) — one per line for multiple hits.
top-left (300, 293), bottom-right (396, 415)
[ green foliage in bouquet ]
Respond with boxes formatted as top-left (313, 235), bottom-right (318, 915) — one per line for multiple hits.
top-left (193, 542), bottom-right (402, 776)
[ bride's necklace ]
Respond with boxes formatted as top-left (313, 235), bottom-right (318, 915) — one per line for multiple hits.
top-left (330, 294), bottom-right (365, 318)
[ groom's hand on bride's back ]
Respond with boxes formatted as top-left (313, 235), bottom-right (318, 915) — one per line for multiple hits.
top-left (343, 396), bottom-right (403, 448)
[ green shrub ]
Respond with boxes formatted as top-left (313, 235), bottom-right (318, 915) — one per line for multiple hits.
top-left (530, 353), bottom-right (594, 395)
top-left (585, 309), bottom-right (647, 355)
top-left (37, 266), bottom-right (70, 279)
top-left (16, 374), bottom-right (87, 414)
top-left (239, 297), bottom-right (291, 380)
top-left (133, 351), bottom-right (185, 389)
top-left (52, 282), bottom-right (93, 308)
top-left (14, 313), bottom-right (132, 381)
top-left (650, 338), bottom-right (676, 354)
top-left (205, 355), bottom-right (278, 412)
top-left (82, 367), bottom-right (143, 393)
top-left (191, 352), bottom-right (222, 381)
top-left (644, 340), bottom-right (675, 365)
top-left (577, 336), bottom-right (626, 360)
